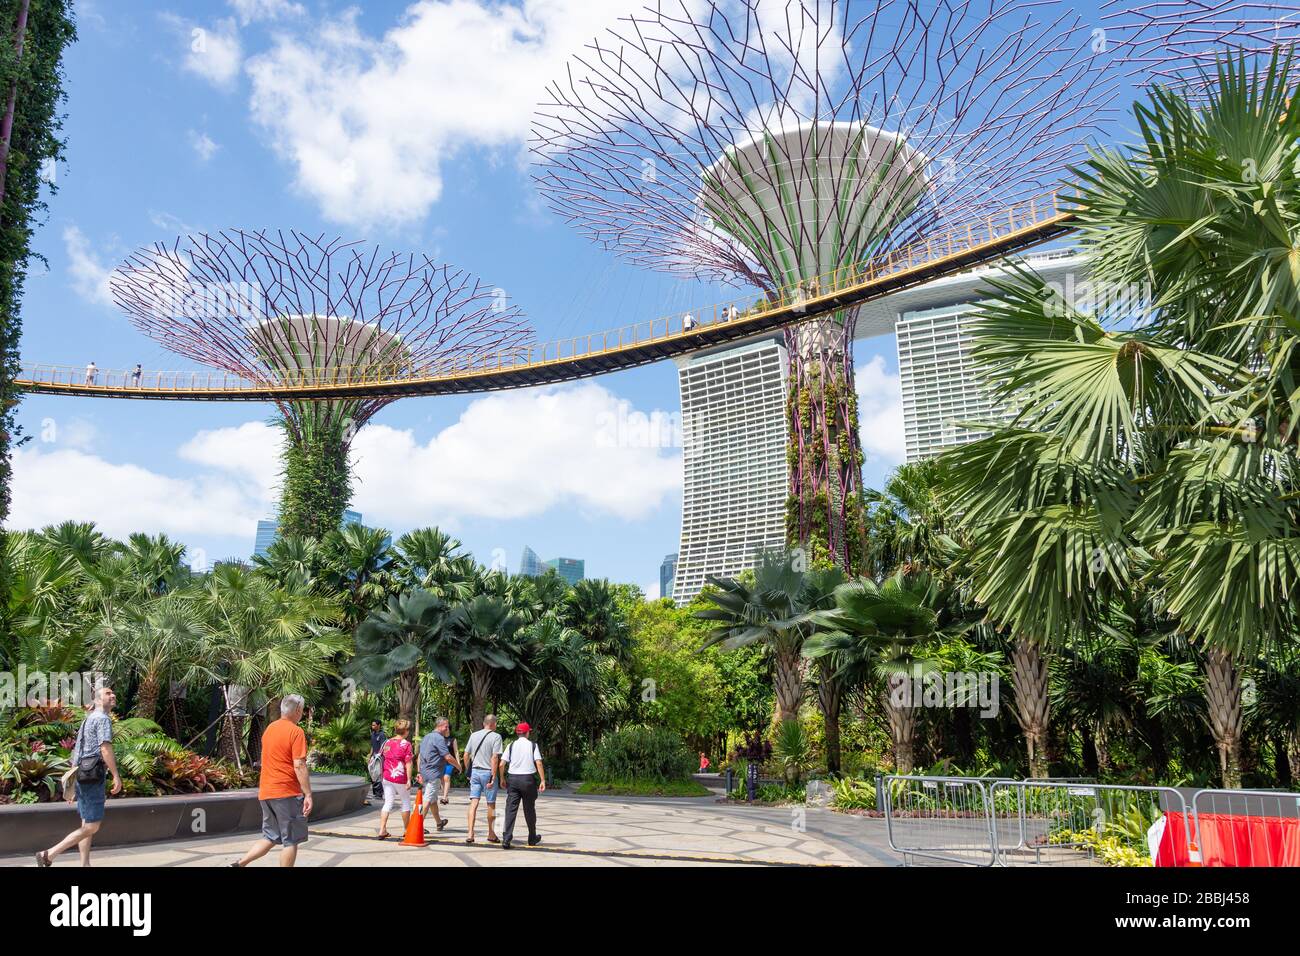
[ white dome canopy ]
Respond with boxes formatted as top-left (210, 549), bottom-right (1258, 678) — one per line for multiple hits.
top-left (698, 119), bottom-right (932, 289)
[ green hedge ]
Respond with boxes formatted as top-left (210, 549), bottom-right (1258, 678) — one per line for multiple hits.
top-left (583, 725), bottom-right (694, 783)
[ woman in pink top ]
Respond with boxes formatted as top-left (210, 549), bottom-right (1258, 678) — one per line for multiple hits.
top-left (377, 718), bottom-right (415, 839)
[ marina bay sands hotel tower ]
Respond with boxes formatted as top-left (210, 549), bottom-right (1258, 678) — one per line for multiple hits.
top-left (669, 249), bottom-right (1085, 604)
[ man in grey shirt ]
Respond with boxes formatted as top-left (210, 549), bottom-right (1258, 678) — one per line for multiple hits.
top-left (463, 714), bottom-right (503, 844)
top-left (417, 716), bottom-right (459, 834)
top-left (37, 685), bottom-right (122, 868)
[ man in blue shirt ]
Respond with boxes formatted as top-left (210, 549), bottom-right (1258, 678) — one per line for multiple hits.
top-left (417, 716), bottom-right (460, 835)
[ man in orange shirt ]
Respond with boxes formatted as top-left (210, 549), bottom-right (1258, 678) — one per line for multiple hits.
top-left (232, 694), bottom-right (313, 868)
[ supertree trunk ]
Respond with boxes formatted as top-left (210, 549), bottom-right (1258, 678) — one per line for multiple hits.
top-left (785, 310), bottom-right (865, 571)
top-left (277, 406), bottom-right (353, 540)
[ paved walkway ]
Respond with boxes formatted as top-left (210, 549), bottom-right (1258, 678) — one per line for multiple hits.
top-left (0, 790), bottom-right (899, 868)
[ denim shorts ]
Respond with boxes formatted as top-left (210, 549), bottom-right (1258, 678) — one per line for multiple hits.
top-left (468, 768), bottom-right (497, 804)
top-left (260, 795), bottom-right (309, 847)
top-left (76, 780), bottom-right (107, 823)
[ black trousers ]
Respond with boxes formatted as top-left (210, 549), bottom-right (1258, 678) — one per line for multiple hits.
top-left (502, 774), bottom-right (538, 843)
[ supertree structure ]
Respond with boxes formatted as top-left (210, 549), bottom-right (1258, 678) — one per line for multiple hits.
top-left (531, 0), bottom-right (1130, 571)
top-left (1106, 1), bottom-right (1300, 82)
top-left (111, 231), bottom-right (531, 539)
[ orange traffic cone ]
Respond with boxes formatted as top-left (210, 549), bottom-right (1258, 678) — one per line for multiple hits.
top-left (1186, 839), bottom-right (1202, 867)
top-left (400, 788), bottom-right (426, 847)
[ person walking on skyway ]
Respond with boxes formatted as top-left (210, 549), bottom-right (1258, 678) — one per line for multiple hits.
top-left (463, 714), bottom-right (503, 845)
top-left (129, 363), bottom-right (142, 387)
top-left (84, 361), bottom-right (97, 385)
top-left (498, 721), bottom-right (545, 850)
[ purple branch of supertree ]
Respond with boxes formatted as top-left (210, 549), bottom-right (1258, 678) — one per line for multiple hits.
top-left (109, 229), bottom-right (533, 429)
top-left (1103, 1), bottom-right (1300, 82)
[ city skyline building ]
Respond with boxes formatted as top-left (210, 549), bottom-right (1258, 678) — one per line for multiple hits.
top-left (546, 557), bottom-right (585, 586)
top-left (519, 545), bottom-right (544, 577)
top-left (252, 509), bottom-right (364, 559)
top-left (660, 553), bottom-right (677, 603)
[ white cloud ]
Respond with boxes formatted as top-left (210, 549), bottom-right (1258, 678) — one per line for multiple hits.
top-left (8, 446), bottom-right (265, 542)
top-left (167, 15), bottom-right (243, 89)
top-left (244, 0), bottom-right (647, 227)
top-left (188, 130), bottom-right (220, 161)
top-left (229, 0), bottom-right (304, 24)
top-left (7, 384), bottom-right (679, 545)
top-left (350, 383), bottom-right (681, 526)
top-left (855, 354), bottom-right (906, 465)
top-left (63, 225), bottom-right (114, 308)
top-left (179, 421), bottom-right (282, 506)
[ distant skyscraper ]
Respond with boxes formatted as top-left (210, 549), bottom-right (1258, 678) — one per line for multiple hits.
top-left (252, 510), bottom-right (366, 559)
top-left (660, 553), bottom-right (678, 602)
top-left (546, 557), bottom-right (584, 586)
top-left (519, 545), bottom-right (544, 577)
top-left (672, 337), bottom-right (788, 606)
top-left (253, 519), bottom-right (279, 560)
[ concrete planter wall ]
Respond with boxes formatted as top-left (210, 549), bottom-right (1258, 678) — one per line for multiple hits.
top-left (0, 774), bottom-right (366, 856)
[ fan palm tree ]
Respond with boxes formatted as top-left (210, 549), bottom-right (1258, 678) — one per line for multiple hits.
top-left (804, 571), bottom-right (948, 774)
top-left (938, 52), bottom-right (1300, 784)
top-left (252, 534), bottom-right (323, 591)
top-left (187, 564), bottom-right (346, 765)
top-left (92, 593), bottom-right (207, 722)
top-left (696, 550), bottom-right (844, 729)
top-left (391, 527), bottom-right (475, 602)
top-left (350, 589), bottom-right (452, 725)
top-left (321, 523), bottom-right (396, 630)
top-left (447, 593), bottom-right (528, 729)
top-left (565, 578), bottom-right (633, 664)
top-left (865, 459), bottom-right (960, 577)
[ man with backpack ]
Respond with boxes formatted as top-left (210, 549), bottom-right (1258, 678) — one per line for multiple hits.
top-left (498, 721), bottom-right (545, 850)
top-left (463, 714), bottom-right (503, 844)
top-left (35, 685), bottom-right (122, 868)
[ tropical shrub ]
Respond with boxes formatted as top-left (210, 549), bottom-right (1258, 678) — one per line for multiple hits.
top-left (583, 725), bottom-right (694, 783)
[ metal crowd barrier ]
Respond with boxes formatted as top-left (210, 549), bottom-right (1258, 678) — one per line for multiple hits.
top-left (882, 775), bottom-right (1000, 866)
top-left (883, 774), bottom-right (1300, 867)
top-left (989, 781), bottom-right (1190, 867)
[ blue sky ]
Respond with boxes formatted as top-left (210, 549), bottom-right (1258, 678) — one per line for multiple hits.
top-left (12, 0), bottom-right (1121, 596)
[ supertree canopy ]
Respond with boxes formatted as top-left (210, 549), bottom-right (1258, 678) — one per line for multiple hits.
top-left (1106, 1), bottom-right (1300, 83)
top-left (531, 0), bottom-right (1132, 570)
top-left (111, 231), bottom-right (531, 539)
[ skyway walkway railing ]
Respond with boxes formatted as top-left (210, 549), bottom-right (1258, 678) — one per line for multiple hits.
top-left (18, 192), bottom-right (1075, 401)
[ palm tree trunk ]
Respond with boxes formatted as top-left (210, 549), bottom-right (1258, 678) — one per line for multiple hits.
top-left (1286, 732), bottom-right (1300, 788)
top-left (1010, 637), bottom-right (1050, 778)
top-left (134, 674), bottom-right (160, 722)
top-left (469, 662), bottom-right (491, 730)
top-left (772, 647), bottom-right (804, 723)
top-left (1095, 724), bottom-right (1112, 775)
top-left (396, 667), bottom-right (420, 721)
top-left (883, 688), bottom-right (918, 774)
top-left (1204, 648), bottom-right (1243, 788)
top-left (814, 663), bottom-right (842, 773)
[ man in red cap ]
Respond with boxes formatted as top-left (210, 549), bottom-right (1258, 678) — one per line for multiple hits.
top-left (497, 721), bottom-right (545, 849)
